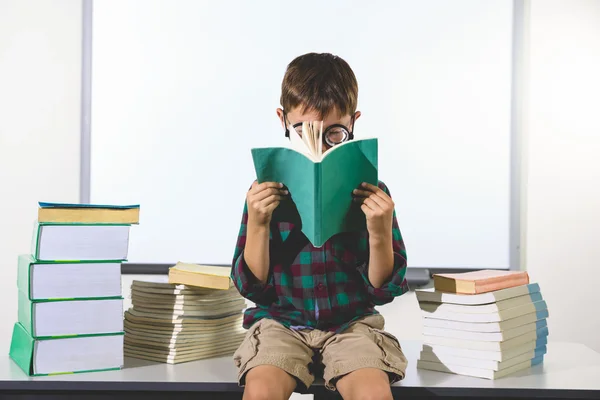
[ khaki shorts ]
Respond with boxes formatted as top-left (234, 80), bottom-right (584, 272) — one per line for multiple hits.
top-left (233, 314), bottom-right (407, 391)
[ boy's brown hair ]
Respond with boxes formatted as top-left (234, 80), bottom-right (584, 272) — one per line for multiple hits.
top-left (280, 53), bottom-right (358, 118)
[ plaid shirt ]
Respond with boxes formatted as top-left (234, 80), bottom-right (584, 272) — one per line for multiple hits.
top-left (231, 180), bottom-right (409, 333)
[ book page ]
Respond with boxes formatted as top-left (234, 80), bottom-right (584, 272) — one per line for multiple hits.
top-left (288, 123), bottom-right (314, 160)
top-left (301, 122), bottom-right (317, 159)
top-left (316, 121), bottom-right (323, 158)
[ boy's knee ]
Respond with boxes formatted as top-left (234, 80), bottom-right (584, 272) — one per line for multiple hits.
top-left (243, 366), bottom-right (296, 400)
top-left (336, 369), bottom-right (393, 400)
top-left (354, 384), bottom-right (393, 400)
top-left (243, 381), bottom-right (278, 400)
top-left (363, 387), bottom-right (393, 400)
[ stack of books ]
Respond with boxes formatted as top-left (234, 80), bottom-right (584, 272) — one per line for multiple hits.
top-left (416, 270), bottom-right (549, 379)
top-left (9, 202), bottom-right (139, 376)
top-left (123, 262), bottom-right (246, 364)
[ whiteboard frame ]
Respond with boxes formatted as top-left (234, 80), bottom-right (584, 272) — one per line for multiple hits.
top-left (80, 0), bottom-right (526, 274)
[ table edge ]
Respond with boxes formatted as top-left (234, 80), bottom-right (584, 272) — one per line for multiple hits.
top-left (0, 380), bottom-right (599, 398)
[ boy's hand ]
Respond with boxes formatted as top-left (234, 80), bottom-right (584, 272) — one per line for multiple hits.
top-left (353, 182), bottom-right (394, 243)
top-left (247, 181), bottom-right (288, 227)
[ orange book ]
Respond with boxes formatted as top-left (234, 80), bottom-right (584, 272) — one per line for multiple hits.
top-left (432, 270), bottom-right (529, 294)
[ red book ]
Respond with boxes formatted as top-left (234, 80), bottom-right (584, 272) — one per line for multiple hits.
top-left (433, 270), bottom-right (530, 294)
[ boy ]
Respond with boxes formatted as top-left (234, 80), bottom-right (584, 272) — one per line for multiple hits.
top-left (231, 53), bottom-right (409, 400)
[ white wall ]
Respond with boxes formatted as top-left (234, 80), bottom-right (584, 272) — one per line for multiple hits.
top-left (0, 1), bottom-right (82, 341)
top-left (524, 0), bottom-right (600, 351)
top-left (0, 0), bottom-right (599, 359)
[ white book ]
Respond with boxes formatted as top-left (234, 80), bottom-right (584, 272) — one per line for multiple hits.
top-left (18, 255), bottom-right (122, 300)
top-left (36, 335), bottom-right (123, 375)
top-left (9, 323), bottom-right (124, 376)
top-left (417, 355), bottom-right (544, 379)
top-left (423, 319), bottom-right (547, 342)
top-left (421, 339), bottom-right (547, 361)
top-left (418, 292), bottom-right (543, 314)
top-left (419, 345), bottom-right (547, 370)
top-left (420, 300), bottom-right (547, 322)
top-left (423, 326), bottom-right (549, 351)
top-left (422, 309), bottom-right (549, 332)
top-left (415, 283), bottom-right (540, 305)
top-left (31, 222), bottom-right (130, 261)
top-left (20, 293), bottom-right (124, 337)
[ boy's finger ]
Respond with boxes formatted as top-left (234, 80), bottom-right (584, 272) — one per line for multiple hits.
top-left (360, 182), bottom-right (393, 204)
top-left (359, 182), bottom-right (380, 192)
top-left (252, 181), bottom-right (283, 193)
top-left (362, 197), bottom-right (382, 212)
top-left (252, 188), bottom-right (287, 202)
top-left (352, 189), bottom-right (373, 198)
top-left (360, 203), bottom-right (374, 216)
top-left (352, 197), bottom-right (365, 204)
top-left (259, 194), bottom-right (283, 208)
top-left (265, 200), bottom-right (280, 214)
top-left (362, 193), bottom-right (387, 209)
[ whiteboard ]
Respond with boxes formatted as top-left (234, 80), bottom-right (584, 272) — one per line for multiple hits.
top-left (90, 0), bottom-right (514, 269)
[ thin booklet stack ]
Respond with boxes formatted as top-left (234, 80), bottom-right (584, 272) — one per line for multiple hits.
top-left (416, 270), bottom-right (549, 379)
top-left (123, 262), bottom-right (246, 364)
top-left (9, 202), bottom-right (140, 376)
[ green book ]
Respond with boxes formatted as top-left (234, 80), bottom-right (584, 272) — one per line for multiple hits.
top-left (17, 254), bottom-right (123, 300)
top-left (251, 138), bottom-right (378, 247)
top-left (9, 322), bottom-right (124, 376)
top-left (31, 221), bottom-right (130, 262)
top-left (18, 290), bottom-right (124, 338)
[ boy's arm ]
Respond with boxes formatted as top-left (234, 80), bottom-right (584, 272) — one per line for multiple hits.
top-left (354, 182), bottom-right (409, 306)
top-left (231, 181), bottom-right (286, 306)
top-left (231, 201), bottom-right (276, 306)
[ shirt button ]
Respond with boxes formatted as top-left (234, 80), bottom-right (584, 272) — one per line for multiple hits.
top-left (317, 283), bottom-right (324, 291)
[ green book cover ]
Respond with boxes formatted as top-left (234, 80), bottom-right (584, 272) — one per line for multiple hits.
top-left (30, 221), bottom-right (130, 262)
top-left (18, 290), bottom-right (123, 338)
top-left (9, 322), bottom-right (123, 376)
top-left (251, 138), bottom-right (378, 247)
top-left (17, 254), bottom-right (123, 301)
top-left (16, 255), bottom-right (33, 299)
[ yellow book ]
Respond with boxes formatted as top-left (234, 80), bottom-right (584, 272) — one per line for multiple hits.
top-left (168, 262), bottom-right (232, 290)
top-left (37, 202), bottom-right (140, 224)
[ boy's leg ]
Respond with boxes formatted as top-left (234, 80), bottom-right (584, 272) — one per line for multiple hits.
top-left (335, 368), bottom-right (392, 400)
top-left (233, 318), bottom-right (315, 399)
top-left (243, 365), bottom-right (297, 400)
top-left (320, 314), bottom-right (407, 399)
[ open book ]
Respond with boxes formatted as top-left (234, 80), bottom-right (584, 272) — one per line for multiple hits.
top-left (251, 122), bottom-right (378, 247)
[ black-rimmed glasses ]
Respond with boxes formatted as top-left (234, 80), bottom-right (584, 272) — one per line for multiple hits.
top-left (284, 111), bottom-right (355, 147)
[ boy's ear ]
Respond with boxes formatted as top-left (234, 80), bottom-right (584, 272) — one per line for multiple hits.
top-left (352, 111), bottom-right (362, 131)
top-left (276, 108), bottom-right (285, 128)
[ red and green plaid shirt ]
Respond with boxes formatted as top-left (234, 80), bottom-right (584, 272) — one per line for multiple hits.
top-left (231, 180), bottom-right (409, 333)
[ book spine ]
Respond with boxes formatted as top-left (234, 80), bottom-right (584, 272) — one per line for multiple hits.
top-left (315, 162), bottom-right (322, 245)
top-left (17, 290), bottom-right (34, 336)
top-left (30, 222), bottom-right (42, 259)
top-left (9, 323), bottom-right (35, 376)
top-left (17, 255), bottom-right (32, 298)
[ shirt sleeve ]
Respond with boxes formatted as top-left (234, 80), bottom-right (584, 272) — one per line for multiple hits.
top-left (357, 181), bottom-right (410, 306)
top-left (230, 200), bottom-right (277, 306)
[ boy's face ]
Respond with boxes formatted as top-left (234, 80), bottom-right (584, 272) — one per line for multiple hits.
top-left (277, 107), bottom-right (361, 152)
